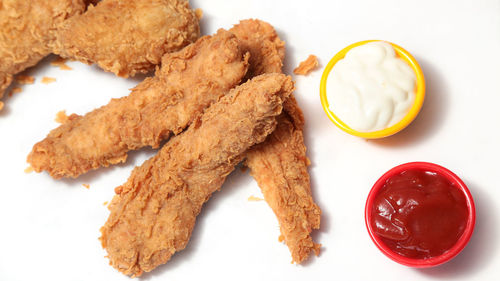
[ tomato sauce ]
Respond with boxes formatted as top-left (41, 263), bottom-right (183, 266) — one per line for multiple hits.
top-left (370, 169), bottom-right (469, 259)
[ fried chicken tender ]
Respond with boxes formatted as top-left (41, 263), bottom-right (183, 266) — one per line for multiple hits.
top-left (231, 19), bottom-right (321, 263)
top-left (28, 29), bottom-right (249, 179)
top-left (100, 73), bottom-right (294, 277)
top-left (0, 0), bottom-right (86, 105)
top-left (52, 0), bottom-right (200, 77)
top-left (246, 99), bottom-right (321, 263)
top-left (230, 19), bottom-right (285, 80)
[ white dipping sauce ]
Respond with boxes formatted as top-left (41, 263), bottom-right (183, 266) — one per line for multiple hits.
top-left (326, 41), bottom-right (416, 132)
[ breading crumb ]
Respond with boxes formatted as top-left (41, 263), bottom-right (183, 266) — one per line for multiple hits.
top-left (16, 75), bottom-right (35, 84)
top-left (41, 77), bottom-right (56, 84)
top-left (195, 8), bottom-right (203, 19)
top-left (103, 201), bottom-right (109, 206)
top-left (278, 235), bottom-right (285, 242)
top-left (24, 166), bottom-right (34, 173)
top-left (55, 110), bottom-right (69, 124)
top-left (248, 195), bottom-right (264, 201)
top-left (83, 183), bottom-right (90, 189)
top-left (8, 87), bottom-right (22, 97)
top-left (0, 101), bottom-right (3, 111)
top-left (240, 165), bottom-right (248, 172)
top-left (293, 55), bottom-right (319, 75)
top-left (51, 57), bottom-right (72, 70)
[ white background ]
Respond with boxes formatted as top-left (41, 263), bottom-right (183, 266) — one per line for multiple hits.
top-left (1, 0), bottom-right (499, 280)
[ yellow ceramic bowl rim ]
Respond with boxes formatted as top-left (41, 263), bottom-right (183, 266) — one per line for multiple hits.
top-left (319, 40), bottom-right (425, 139)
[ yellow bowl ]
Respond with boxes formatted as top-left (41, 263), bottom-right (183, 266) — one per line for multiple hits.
top-left (319, 40), bottom-right (425, 139)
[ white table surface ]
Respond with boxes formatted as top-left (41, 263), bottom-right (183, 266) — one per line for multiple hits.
top-left (1, 0), bottom-right (499, 280)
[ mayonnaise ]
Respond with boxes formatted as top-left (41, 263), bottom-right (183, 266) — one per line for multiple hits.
top-left (326, 41), bottom-right (416, 132)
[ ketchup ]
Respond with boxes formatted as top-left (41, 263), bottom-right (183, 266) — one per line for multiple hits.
top-left (370, 169), bottom-right (469, 259)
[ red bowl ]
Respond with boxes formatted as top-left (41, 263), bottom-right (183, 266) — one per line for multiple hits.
top-left (365, 162), bottom-right (476, 267)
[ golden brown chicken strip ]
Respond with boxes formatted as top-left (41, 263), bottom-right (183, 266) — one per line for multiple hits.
top-left (51, 0), bottom-right (200, 77)
top-left (28, 29), bottom-right (249, 179)
top-left (231, 19), bottom-right (321, 263)
top-left (100, 73), bottom-right (294, 277)
top-left (0, 0), bottom-right (86, 106)
top-left (245, 100), bottom-right (321, 263)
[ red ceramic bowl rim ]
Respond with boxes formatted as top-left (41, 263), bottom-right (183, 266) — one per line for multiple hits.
top-left (364, 162), bottom-right (476, 267)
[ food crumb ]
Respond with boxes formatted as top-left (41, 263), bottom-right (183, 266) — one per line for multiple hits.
top-left (8, 87), bottom-right (22, 97)
top-left (293, 54), bottom-right (319, 75)
top-left (83, 184), bottom-right (90, 189)
top-left (24, 166), bottom-right (34, 173)
top-left (59, 64), bottom-right (72, 71)
top-left (41, 77), bottom-right (56, 84)
top-left (16, 75), bottom-right (35, 84)
top-left (240, 165), bottom-right (248, 172)
top-left (248, 195), bottom-right (264, 202)
top-left (103, 201), bottom-right (108, 206)
top-left (50, 57), bottom-right (72, 70)
top-left (0, 101), bottom-right (3, 111)
top-left (55, 110), bottom-right (69, 124)
top-left (278, 235), bottom-right (285, 242)
top-left (195, 8), bottom-right (203, 19)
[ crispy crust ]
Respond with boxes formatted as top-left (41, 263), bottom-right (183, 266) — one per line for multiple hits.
top-left (230, 19), bottom-right (285, 81)
top-left (232, 19), bottom-right (321, 263)
top-left (100, 73), bottom-right (294, 277)
top-left (245, 101), bottom-right (321, 263)
top-left (52, 0), bottom-right (200, 77)
top-left (0, 73), bottom-right (13, 101)
top-left (0, 0), bottom-right (86, 100)
top-left (28, 29), bottom-right (249, 179)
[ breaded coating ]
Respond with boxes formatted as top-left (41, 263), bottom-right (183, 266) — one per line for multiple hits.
top-left (0, 73), bottom-right (12, 102)
top-left (0, 0), bottom-right (86, 104)
top-left (246, 100), bottom-right (321, 263)
top-left (28, 30), bottom-right (249, 179)
top-left (52, 0), bottom-right (200, 77)
top-left (293, 54), bottom-right (319, 75)
top-left (230, 19), bottom-right (285, 80)
top-left (15, 75), bottom-right (36, 85)
top-left (84, 0), bottom-right (100, 5)
top-left (232, 19), bottom-right (321, 263)
top-left (100, 73), bottom-right (294, 277)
